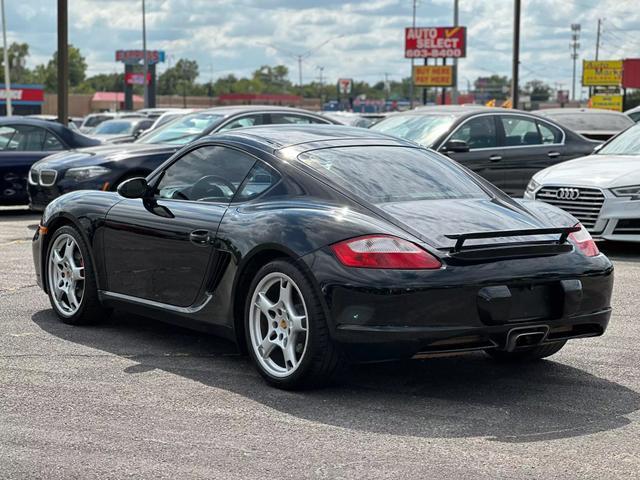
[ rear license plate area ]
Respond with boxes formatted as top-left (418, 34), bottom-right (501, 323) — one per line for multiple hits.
top-left (508, 284), bottom-right (562, 322)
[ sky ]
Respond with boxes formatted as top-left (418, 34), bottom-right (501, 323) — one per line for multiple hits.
top-left (4, 0), bottom-right (640, 95)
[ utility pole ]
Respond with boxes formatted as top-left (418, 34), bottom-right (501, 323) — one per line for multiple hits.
top-left (57, 0), bottom-right (68, 124)
top-left (511, 0), bottom-right (521, 109)
top-left (409, 0), bottom-right (417, 109)
top-left (570, 23), bottom-right (581, 102)
top-left (595, 18), bottom-right (601, 60)
top-left (451, 0), bottom-right (459, 105)
top-left (1, 0), bottom-right (11, 116)
top-left (298, 55), bottom-right (302, 103)
top-left (142, 0), bottom-right (148, 108)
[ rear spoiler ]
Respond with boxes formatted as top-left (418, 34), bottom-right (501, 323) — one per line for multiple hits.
top-left (444, 226), bottom-right (581, 253)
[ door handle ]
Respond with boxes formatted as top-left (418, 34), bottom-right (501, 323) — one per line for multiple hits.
top-left (547, 151), bottom-right (560, 158)
top-left (189, 229), bottom-right (211, 246)
top-left (488, 155), bottom-right (502, 162)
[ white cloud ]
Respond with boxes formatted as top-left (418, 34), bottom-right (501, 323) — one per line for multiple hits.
top-left (3, 0), bottom-right (640, 91)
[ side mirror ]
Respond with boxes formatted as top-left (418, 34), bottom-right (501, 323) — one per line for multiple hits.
top-left (133, 128), bottom-right (148, 139)
top-left (117, 177), bottom-right (149, 199)
top-left (442, 139), bottom-right (470, 153)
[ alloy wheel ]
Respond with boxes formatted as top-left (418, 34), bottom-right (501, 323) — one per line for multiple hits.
top-left (48, 233), bottom-right (85, 317)
top-left (249, 272), bottom-right (309, 378)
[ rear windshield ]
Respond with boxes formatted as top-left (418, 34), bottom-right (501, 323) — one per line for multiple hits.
top-left (298, 146), bottom-right (488, 204)
top-left (370, 114), bottom-right (455, 147)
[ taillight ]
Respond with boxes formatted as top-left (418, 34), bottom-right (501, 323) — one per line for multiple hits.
top-left (568, 223), bottom-right (599, 257)
top-left (331, 235), bottom-right (441, 269)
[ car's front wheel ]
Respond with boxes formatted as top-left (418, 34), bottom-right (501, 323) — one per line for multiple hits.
top-left (245, 259), bottom-right (342, 389)
top-left (46, 225), bottom-right (109, 325)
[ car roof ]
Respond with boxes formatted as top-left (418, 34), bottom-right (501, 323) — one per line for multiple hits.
top-left (392, 105), bottom-right (536, 119)
top-left (189, 104), bottom-right (326, 117)
top-left (211, 124), bottom-right (415, 151)
top-left (0, 116), bottom-right (100, 147)
top-left (537, 108), bottom-right (628, 116)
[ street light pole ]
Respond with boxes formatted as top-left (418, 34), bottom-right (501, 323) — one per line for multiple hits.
top-left (511, 0), bottom-right (521, 109)
top-left (570, 23), bottom-right (581, 102)
top-left (0, 0), bottom-right (11, 116)
top-left (142, 0), bottom-right (148, 109)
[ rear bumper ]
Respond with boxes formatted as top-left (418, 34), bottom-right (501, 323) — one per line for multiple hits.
top-left (303, 248), bottom-right (614, 361)
top-left (336, 309), bottom-right (610, 361)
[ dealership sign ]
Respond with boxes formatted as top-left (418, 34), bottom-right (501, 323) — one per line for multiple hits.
top-left (125, 72), bottom-right (151, 85)
top-left (115, 50), bottom-right (166, 65)
top-left (337, 78), bottom-right (353, 95)
top-left (589, 94), bottom-right (623, 112)
top-left (0, 84), bottom-right (44, 104)
top-left (413, 65), bottom-right (454, 86)
top-left (405, 27), bottom-right (467, 58)
top-left (582, 60), bottom-right (622, 86)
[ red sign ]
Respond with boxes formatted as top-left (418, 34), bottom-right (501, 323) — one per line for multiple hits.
top-left (405, 27), bottom-right (467, 58)
top-left (125, 72), bottom-right (151, 85)
top-left (337, 78), bottom-right (353, 95)
top-left (115, 50), bottom-right (165, 65)
top-left (0, 84), bottom-right (44, 103)
top-left (622, 58), bottom-right (640, 89)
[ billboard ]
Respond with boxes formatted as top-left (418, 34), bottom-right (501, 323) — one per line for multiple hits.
top-left (405, 27), bottom-right (467, 58)
top-left (413, 65), bottom-right (454, 86)
top-left (590, 94), bottom-right (623, 112)
top-left (582, 60), bottom-right (622, 86)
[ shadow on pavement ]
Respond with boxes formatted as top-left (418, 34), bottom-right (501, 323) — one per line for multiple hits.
top-left (32, 308), bottom-right (640, 444)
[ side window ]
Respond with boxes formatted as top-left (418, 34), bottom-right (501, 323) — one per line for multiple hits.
top-left (270, 113), bottom-right (329, 125)
top-left (500, 116), bottom-right (541, 146)
top-left (155, 145), bottom-right (255, 203)
top-left (218, 114), bottom-right (265, 132)
top-left (537, 121), bottom-right (562, 144)
top-left (0, 126), bottom-right (17, 150)
top-left (450, 116), bottom-right (497, 149)
top-left (43, 131), bottom-right (64, 151)
top-left (235, 162), bottom-right (281, 201)
top-left (12, 126), bottom-right (47, 151)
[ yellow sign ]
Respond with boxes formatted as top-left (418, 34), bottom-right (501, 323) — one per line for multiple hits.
top-left (589, 94), bottom-right (623, 112)
top-left (582, 60), bottom-right (623, 86)
top-left (413, 65), bottom-right (454, 87)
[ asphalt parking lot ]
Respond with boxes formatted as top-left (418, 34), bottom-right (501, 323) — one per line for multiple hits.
top-left (1, 208), bottom-right (639, 479)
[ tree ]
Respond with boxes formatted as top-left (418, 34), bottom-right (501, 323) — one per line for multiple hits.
top-left (157, 58), bottom-right (199, 95)
top-left (32, 45), bottom-right (88, 92)
top-left (524, 79), bottom-right (551, 102)
top-left (474, 75), bottom-right (510, 101)
top-left (0, 42), bottom-right (32, 84)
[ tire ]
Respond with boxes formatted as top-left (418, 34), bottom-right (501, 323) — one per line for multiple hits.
top-left (245, 259), bottom-right (343, 390)
top-left (485, 340), bottom-right (567, 362)
top-left (45, 225), bottom-right (109, 325)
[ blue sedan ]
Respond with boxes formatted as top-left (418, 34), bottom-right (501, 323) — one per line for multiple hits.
top-left (0, 118), bottom-right (100, 206)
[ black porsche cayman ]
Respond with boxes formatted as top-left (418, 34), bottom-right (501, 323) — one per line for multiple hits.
top-left (32, 125), bottom-right (613, 389)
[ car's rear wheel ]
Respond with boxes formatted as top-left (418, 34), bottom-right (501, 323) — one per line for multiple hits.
top-left (245, 259), bottom-right (342, 389)
top-left (485, 341), bottom-right (567, 362)
top-left (46, 225), bottom-right (109, 325)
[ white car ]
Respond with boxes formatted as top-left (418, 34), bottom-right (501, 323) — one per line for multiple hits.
top-left (524, 122), bottom-right (640, 242)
